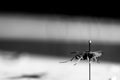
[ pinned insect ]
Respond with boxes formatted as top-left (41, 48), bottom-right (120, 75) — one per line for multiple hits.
top-left (60, 40), bottom-right (103, 65)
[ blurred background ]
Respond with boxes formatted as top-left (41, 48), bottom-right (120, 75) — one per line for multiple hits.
top-left (0, 15), bottom-right (120, 63)
top-left (0, 7), bottom-right (120, 80)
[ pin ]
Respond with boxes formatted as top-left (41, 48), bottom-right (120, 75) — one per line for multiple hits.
top-left (60, 40), bottom-right (103, 80)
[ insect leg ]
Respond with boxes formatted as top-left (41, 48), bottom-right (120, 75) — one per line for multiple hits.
top-left (74, 57), bottom-right (82, 65)
top-left (96, 57), bottom-right (100, 63)
top-left (70, 56), bottom-right (75, 61)
top-left (91, 57), bottom-right (94, 62)
top-left (87, 56), bottom-right (90, 61)
top-left (93, 57), bottom-right (100, 63)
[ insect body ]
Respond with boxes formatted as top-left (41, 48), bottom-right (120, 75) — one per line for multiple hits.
top-left (60, 40), bottom-right (103, 65)
top-left (60, 50), bottom-right (102, 65)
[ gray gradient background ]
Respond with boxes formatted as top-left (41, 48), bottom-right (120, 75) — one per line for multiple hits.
top-left (0, 15), bottom-right (120, 80)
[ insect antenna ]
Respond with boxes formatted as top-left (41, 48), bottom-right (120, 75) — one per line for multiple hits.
top-left (69, 51), bottom-right (80, 55)
top-left (59, 57), bottom-right (74, 63)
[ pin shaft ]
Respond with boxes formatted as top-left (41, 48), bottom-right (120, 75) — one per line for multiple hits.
top-left (88, 40), bottom-right (91, 80)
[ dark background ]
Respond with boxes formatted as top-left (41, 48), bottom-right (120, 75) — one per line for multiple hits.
top-left (0, 39), bottom-right (120, 63)
top-left (0, 6), bottom-right (120, 20)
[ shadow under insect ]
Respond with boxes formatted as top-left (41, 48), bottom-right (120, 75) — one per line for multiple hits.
top-left (8, 73), bottom-right (47, 80)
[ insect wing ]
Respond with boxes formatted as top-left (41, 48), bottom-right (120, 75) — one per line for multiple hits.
top-left (96, 51), bottom-right (103, 55)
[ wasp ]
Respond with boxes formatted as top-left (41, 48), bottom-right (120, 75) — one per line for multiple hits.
top-left (60, 50), bottom-right (103, 65)
top-left (60, 51), bottom-right (103, 65)
top-left (60, 40), bottom-right (103, 65)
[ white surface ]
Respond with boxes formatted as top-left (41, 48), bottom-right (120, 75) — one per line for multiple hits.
top-left (0, 56), bottom-right (120, 80)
